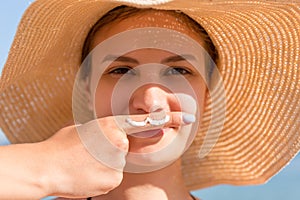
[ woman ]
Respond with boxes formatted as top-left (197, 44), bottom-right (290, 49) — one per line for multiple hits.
top-left (0, 0), bottom-right (299, 199)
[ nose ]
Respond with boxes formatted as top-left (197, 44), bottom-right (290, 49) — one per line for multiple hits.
top-left (129, 84), bottom-right (179, 114)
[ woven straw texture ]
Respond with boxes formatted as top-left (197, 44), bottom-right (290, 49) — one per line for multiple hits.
top-left (0, 0), bottom-right (300, 190)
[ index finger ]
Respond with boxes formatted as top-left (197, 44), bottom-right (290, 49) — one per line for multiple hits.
top-left (114, 112), bottom-right (196, 135)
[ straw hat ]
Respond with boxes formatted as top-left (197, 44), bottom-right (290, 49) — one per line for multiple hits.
top-left (1, 0), bottom-right (300, 190)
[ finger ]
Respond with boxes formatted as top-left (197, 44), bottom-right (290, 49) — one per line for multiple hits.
top-left (165, 112), bottom-right (196, 127)
top-left (114, 112), bottom-right (195, 135)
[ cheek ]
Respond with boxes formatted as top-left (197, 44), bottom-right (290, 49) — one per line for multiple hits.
top-left (94, 79), bottom-right (115, 117)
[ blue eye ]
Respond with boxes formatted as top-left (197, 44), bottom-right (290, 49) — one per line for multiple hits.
top-left (164, 67), bottom-right (191, 75)
top-left (108, 67), bottom-right (136, 75)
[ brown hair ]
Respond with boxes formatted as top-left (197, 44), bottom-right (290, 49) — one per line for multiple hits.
top-left (81, 5), bottom-right (218, 81)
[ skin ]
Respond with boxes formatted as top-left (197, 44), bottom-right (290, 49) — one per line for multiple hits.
top-left (0, 113), bottom-right (191, 199)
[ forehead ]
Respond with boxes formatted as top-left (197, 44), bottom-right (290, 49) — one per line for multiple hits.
top-left (91, 9), bottom-right (205, 49)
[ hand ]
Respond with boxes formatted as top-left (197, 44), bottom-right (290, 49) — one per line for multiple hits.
top-left (41, 112), bottom-right (194, 198)
top-left (42, 116), bottom-right (129, 198)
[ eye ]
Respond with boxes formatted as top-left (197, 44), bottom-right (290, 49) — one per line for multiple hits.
top-left (108, 66), bottom-right (136, 75)
top-left (164, 67), bottom-right (192, 76)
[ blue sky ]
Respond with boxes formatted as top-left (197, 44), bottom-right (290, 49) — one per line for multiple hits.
top-left (0, 1), bottom-right (30, 68)
top-left (0, 1), bottom-right (299, 199)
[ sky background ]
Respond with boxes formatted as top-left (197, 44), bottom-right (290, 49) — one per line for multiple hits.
top-left (0, 1), bottom-right (299, 200)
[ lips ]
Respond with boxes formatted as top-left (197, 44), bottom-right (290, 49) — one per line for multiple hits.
top-left (130, 129), bottom-right (164, 138)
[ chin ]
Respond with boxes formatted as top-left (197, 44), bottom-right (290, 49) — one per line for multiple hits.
top-left (124, 146), bottom-right (186, 173)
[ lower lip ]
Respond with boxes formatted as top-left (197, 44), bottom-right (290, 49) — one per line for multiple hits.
top-left (130, 129), bottom-right (165, 138)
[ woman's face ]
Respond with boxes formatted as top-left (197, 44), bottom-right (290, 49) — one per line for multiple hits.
top-left (87, 10), bottom-right (207, 167)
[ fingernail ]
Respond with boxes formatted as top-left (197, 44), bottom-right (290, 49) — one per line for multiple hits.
top-left (182, 113), bottom-right (196, 124)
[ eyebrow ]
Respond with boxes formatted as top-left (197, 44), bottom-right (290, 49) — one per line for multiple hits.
top-left (102, 55), bottom-right (139, 64)
top-left (161, 54), bottom-right (196, 63)
top-left (101, 54), bottom-right (196, 64)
